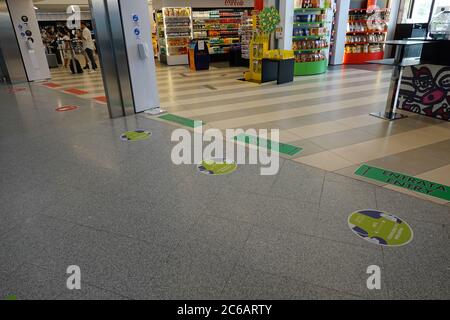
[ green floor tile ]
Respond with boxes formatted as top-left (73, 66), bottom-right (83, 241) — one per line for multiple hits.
top-left (159, 113), bottom-right (203, 128)
top-left (355, 164), bottom-right (450, 201)
top-left (233, 133), bottom-right (303, 156)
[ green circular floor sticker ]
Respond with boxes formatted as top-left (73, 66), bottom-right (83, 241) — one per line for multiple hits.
top-left (198, 158), bottom-right (237, 176)
top-left (348, 210), bottom-right (413, 247)
top-left (120, 130), bottom-right (151, 141)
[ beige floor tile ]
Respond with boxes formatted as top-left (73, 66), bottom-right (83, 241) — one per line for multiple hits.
top-left (292, 151), bottom-right (356, 171)
top-left (332, 125), bottom-right (450, 164)
top-left (289, 121), bottom-right (350, 139)
top-left (383, 185), bottom-right (449, 205)
top-left (163, 75), bottom-right (391, 108)
top-left (415, 165), bottom-right (450, 186)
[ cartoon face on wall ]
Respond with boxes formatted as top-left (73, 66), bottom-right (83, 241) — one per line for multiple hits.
top-left (399, 65), bottom-right (450, 121)
top-left (411, 66), bottom-right (434, 93)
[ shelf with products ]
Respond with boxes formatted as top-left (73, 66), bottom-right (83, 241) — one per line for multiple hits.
top-left (292, 1), bottom-right (333, 76)
top-left (192, 8), bottom-right (250, 57)
top-left (244, 33), bottom-right (269, 83)
top-left (158, 7), bottom-right (193, 65)
top-left (344, 3), bottom-right (391, 64)
top-left (239, 11), bottom-right (254, 60)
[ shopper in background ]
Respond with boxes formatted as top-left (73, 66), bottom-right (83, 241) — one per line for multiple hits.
top-left (58, 28), bottom-right (72, 68)
top-left (80, 21), bottom-right (97, 73)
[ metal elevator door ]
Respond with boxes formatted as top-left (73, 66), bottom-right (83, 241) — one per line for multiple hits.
top-left (0, 0), bottom-right (27, 83)
top-left (89, 0), bottom-right (135, 118)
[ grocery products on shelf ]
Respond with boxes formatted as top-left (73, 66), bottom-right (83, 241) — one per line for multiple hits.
top-left (292, 2), bottom-right (334, 76)
top-left (344, 6), bottom-right (391, 64)
top-left (157, 7), bottom-right (193, 65)
top-left (239, 11), bottom-right (254, 59)
top-left (192, 9), bottom-right (249, 58)
top-left (244, 32), bottom-right (269, 82)
top-left (295, 0), bottom-right (331, 9)
top-left (294, 52), bottom-right (327, 63)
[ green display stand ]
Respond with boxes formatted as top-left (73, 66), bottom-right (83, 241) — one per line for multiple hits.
top-left (294, 59), bottom-right (328, 76)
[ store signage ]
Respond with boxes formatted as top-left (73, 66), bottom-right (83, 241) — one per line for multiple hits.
top-left (198, 158), bottom-right (237, 175)
top-left (355, 164), bottom-right (450, 201)
top-left (154, 0), bottom-right (253, 9)
top-left (56, 105), bottom-right (78, 112)
top-left (120, 130), bottom-right (152, 141)
top-left (348, 209), bottom-right (413, 247)
top-left (224, 0), bottom-right (244, 6)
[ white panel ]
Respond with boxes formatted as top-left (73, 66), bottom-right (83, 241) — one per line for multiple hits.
top-left (119, 0), bottom-right (160, 113)
top-left (8, 0), bottom-right (50, 81)
top-left (330, 0), bottom-right (350, 65)
top-left (279, 0), bottom-right (294, 50)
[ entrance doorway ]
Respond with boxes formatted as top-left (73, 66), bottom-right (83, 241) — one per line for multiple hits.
top-left (34, 0), bottom-right (107, 104)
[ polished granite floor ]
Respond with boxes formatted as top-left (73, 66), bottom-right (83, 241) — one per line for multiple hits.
top-left (1, 76), bottom-right (449, 300)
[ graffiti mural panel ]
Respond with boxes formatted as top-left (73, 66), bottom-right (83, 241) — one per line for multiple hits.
top-left (399, 64), bottom-right (450, 121)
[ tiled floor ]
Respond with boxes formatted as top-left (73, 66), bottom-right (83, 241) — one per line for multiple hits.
top-left (43, 63), bottom-right (450, 205)
top-left (1, 64), bottom-right (449, 300)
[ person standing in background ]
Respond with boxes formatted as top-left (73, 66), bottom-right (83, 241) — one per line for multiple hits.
top-left (80, 21), bottom-right (97, 72)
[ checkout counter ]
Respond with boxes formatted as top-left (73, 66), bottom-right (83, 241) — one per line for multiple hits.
top-left (367, 10), bottom-right (450, 122)
top-left (397, 39), bottom-right (450, 122)
top-left (397, 10), bottom-right (450, 122)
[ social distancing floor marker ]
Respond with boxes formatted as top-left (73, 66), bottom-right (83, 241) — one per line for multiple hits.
top-left (159, 113), bottom-right (203, 128)
top-left (348, 209), bottom-right (413, 247)
top-left (233, 133), bottom-right (303, 156)
top-left (355, 164), bottom-right (450, 201)
top-left (120, 130), bottom-right (152, 141)
top-left (56, 105), bottom-right (78, 112)
top-left (198, 158), bottom-right (237, 176)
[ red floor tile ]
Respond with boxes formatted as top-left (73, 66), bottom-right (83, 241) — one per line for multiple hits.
top-left (64, 88), bottom-right (89, 95)
top-left (42, 82), bottom-right (61, 88)
top-left (94, 96), bottom-right (107, 103)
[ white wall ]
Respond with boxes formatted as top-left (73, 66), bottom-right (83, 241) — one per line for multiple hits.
top-left (8, 0), bottom-right (50, 81)
top-left (278, 0), bottom-right (293, 50)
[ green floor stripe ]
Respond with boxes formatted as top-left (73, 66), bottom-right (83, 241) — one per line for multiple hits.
top-left (355, 164), bottom-right (450, 201)
top-left (233, 133), bottom-right (303, 156)
top-left (159, 113), bottom-right (203, 128)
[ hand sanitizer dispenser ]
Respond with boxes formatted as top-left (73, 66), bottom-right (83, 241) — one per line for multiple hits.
top-left (137, 42), bottom-right (150, 60)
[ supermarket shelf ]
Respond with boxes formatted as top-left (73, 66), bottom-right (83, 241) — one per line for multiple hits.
top-left (292, 35), bottom-right (329, 40)
top-left (349, 20), bottom-right (388, 23)
top-left (346, 42), bottom-right (381, 45)
top-left (343, 51), bottom-right (384, 64)
top-left (294, 7), bottom-right (327, 12)
top-left (346, 31), bottom-right (387, 34)
top-left (293, 21), bottom-right (330, 26)
top-left (209, 43), bottom-right (238, 46)
top-left (294, 59), bottom-right (328, 76)
top-left (164, 16), bottom-right (191, 19)
top-left (166, 35), bottom-right (192, 38)
top-left (294, 47), bottom-right (329, 52)
top-left (349, 8), bottom-right (390, 12)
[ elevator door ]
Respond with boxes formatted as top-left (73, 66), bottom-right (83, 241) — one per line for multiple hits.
top-left (0, 0), bottom-right (27, 83)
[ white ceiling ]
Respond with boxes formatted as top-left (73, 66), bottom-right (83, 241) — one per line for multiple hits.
top-left (33, 0), bottom-right (153, 12)
top-left (33, 0), bottom-right (90, 12)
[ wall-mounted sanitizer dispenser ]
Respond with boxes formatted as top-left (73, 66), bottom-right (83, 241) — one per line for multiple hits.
top-left (137, 43), bottom-right (150, 60)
